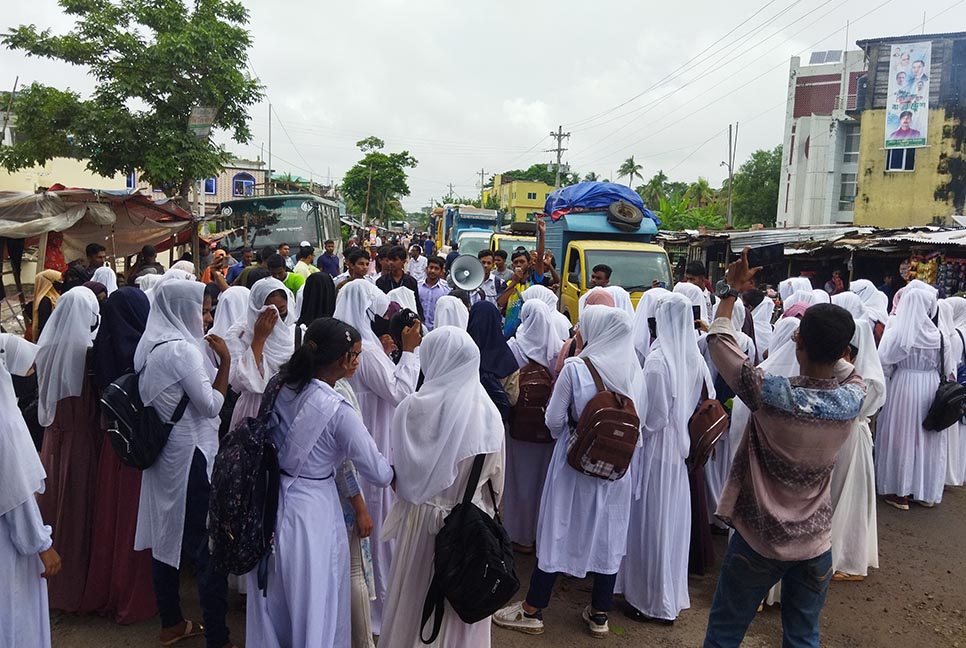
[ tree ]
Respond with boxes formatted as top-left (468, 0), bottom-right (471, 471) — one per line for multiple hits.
top-left (494, 163), bottom-right (579, 188)
top-left (340, 136), bottom-right (417, 226)
top-left (583, 171), bottom-right (599, 182)
top-left (1, 0), bottom-right (263, 206)
top-left (730, 145), bottom-right (782, 228)
top-left (687, 177), bottom-right (716, 208)
top-left (618, 155), bottom-right (644, 187)
top-left (637, 170), bottom-right (668, 207)
top-left (656, 190), bottom-right (726, 231)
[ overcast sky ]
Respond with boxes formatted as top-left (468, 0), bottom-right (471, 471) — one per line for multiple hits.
top-left (3, 0), bottom-right (964, 211)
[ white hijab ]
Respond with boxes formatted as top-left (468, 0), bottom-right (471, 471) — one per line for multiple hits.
top-left (133, 280), bottom-right (208, 405)
top-left (779, 277), bottom-right (813, 301)
top-left (171, 260), bottom-right (196, 276)
top-left (210, 286), bottom-right (250, 339)
top-left (831, 292), bottom-right (867, 321)
top-left (850, 279), bottom-right (889, 324)
top-left (673, 281), bottom-right (708, 323)
top-left (0, 334), bottom-right (46, 517)
top-left (768, 317), bottom-right (800, 357)
top-left (145, 268), bottom-right (194, 304)
top-left (783, 290), bottom-right (815, 311)
top-left (226, 278), bottom-right (295, 377)
top-left (604, 285), bottom-right (634, 318)
top-left (434, 295), bottom-right (469, 330)
top-left (752, 296), bottom-right (775, 359)
top-left (879, 288), bottom-right (942, 368)
top-left (392, 327), bottom-right (503, 505)
top-left (811, 289), bottom-right (831, 304)
top-left (388, 286), bottom-right (419, 313)
top-left (35, 287), bottom-right (100, 427)
top-left (92, 266), bottom-right (119, 294)
top-left (571, 305), bottom-right (639, 397)
top-left (515, 300), bottom-right (561, 372)
top-left (522, 284), bottom-right (571, 340)
top-left (632, 287), bottom-right (669, 365)
top-left (135, 273), bottom-right (164, 292)
top-left (334, 279), bottom-right (391, 350)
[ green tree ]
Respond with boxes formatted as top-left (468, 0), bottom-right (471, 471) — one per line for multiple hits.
top-left (687, 177), bottom-right (716, 208)
top-left (340, 137), bottom-right (417, 226)
top-left (583, 171), bottom-right (599, 182)
top-left (637, 170), bottom-right (668, 207)
top-left (1, 0), bottom-right (263, 206)
top-left (495, 163), bottom-right (578, 188)
top-left (618, 155), bottom-right (644, 187)
top-left (656, 190), bottom-right (726, 231)
top-left (730, 145), bottom-right (782, 228)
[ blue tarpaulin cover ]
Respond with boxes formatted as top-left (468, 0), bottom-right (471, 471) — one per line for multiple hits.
top-left (543, 181), bottom-right (660, 226)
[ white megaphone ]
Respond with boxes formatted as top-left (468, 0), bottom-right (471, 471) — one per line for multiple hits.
top-left (448, 254), bottom-right (486, 292)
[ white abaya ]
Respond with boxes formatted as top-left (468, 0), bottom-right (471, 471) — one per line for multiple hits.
top-left (245, 380), bottom-right (393, 648)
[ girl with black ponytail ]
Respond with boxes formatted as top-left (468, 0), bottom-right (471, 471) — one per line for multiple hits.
top-left (246, 317), bottom-right (394, 647)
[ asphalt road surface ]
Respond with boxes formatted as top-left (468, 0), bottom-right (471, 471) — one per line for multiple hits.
top-left (51, 485), bottom-right (966, 647)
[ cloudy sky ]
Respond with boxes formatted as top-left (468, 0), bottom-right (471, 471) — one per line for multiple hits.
top-left (2, 0), bottom-right (964, 211)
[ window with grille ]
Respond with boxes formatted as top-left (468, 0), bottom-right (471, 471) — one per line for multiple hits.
top-left (838, 173), bottom-right (857, 211)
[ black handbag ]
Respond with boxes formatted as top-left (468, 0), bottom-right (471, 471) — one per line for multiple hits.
top-left (420, 454), bottom-right (519, 644)
top-left (923, 334), bottom-right (966, 431)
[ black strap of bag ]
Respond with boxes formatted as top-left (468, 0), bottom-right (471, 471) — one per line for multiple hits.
top-left (419, 454), bottom-right (493, 644)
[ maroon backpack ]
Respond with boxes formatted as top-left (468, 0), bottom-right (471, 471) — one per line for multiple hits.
top-left (510, 360), bottom-right (555, 443)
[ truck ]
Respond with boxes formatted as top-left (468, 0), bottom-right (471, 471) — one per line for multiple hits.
top-left (543, 187), bottom-right (672, 325)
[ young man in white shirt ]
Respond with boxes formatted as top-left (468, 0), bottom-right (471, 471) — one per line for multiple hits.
top-left (406, 244), bottom-right (428, 283)
top-left (471, 249), bottom-right (504, 306)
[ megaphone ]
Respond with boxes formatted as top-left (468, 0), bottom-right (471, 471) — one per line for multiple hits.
top-left (448, 254), bottom-right (485, 292)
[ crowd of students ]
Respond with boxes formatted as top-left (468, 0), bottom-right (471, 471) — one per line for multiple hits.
top-left (3, 233), bottom-right (963, 648)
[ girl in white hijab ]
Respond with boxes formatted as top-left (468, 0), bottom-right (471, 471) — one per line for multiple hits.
top-left (333, 279), bottom-right (421, 634)
top-left (0, 332), bottom-right (61, 648)
top-left (225, 277), bottom-right (295, 430)
top-left (811, 289), bottom-right (831, 304)
top-left (948, 296), bottom-right (966, 487)
top-left (850, 279), bottom-right (890, 325)
top-left (380, 328), bottom-right (504, 647)
top-left (937, 299), bottom-right (966, 488)
top-left (778, 276), bottom-right (812, 302)
top-left (133, 280), bottom-right (235, 648)
top-left (876, 288), bottom-right (953, 509)
top-left (433, 295), bottom-right (469, 330)
top-left (620, 293), bottom-right (713, 623)
top-left (522, 284), bottom-right (572, 341)
top-left (631, 287), bottom-right (670, 366)
top-left (673, 281), bottom-right (709, 322)
top-left (91, 265), bottom-right (119, 295)
top-left (208, 286), bottom-right (250, 339)
top-left (495, 306), bottom-right (642, 638)
top-left (604, 285), bottom-right (634, 318)
top-left (504, 299), bottom-right (561, 551)
top-left (33, 287), bottom-right (102, 612)
top-left (751, 293), bottom-right (775, 361)
top-left (144, 268), bottom-right (194, 304)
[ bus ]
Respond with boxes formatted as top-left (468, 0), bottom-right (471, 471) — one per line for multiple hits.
top-left (213, 194), bottom-right (342, 254)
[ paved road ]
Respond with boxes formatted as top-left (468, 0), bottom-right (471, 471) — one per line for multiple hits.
top-left (52, 486), bottom-right (966, 647)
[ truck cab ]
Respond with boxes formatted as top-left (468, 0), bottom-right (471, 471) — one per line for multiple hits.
top-left (456, 229), bottom-right (494, 258)
top-left (544, 211), bottom-right (672, 325)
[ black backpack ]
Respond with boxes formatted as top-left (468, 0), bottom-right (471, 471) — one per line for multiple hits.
top-left (100, 342), bottom-right (190, 470)
top-left (208, 377), bottom-right (283, 593)
top-left (420, 454), bottom-right (519, 644)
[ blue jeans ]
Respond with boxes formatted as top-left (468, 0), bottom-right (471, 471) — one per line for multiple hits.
top-left (704, 532), bottom-right (833, 648)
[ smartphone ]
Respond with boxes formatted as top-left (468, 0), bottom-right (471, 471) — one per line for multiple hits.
top-left (736, 243), bottom-right (784, 268)
top-left (648, 316), bottom-right (657, 340)
top-left (693, 305), bottom-right (702, 330)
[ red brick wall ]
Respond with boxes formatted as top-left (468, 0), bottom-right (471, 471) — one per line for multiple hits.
top-left (793, 73), bottom-right (842, 117)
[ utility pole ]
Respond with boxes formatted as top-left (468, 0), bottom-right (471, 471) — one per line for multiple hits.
top-left (363, 162), bottom-right (373, 229)
top-left (547, 125), bottom-right (571, 190)
top-left (479, 168), bottom-right (487, 205)
top-left (446, 183), bottom-right (455, 202)
top-left (720, 122), bottom-right (739, 228)
top-left (267, 102), bottom-right (273, 196)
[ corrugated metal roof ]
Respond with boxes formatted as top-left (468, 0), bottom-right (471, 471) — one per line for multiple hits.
top-left (874, 229), bottom-right (966, 244)
top-left (729, 226), bottom-right (872, 247)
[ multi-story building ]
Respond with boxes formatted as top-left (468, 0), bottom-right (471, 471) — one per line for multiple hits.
top-left (852, 32), bottom-right (966, 228)
top-left (130, 157), bottom-right (268, 215)
top-left (485, 174), bottom-right (554, 223)
top-left (776, 49), bottom-right (867, 227)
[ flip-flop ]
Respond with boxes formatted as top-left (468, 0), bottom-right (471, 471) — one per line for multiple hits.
top-left (159, 620), bottom-right (205, 646)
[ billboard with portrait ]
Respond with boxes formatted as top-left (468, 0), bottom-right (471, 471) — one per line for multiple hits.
top-left (885, 42), bottom-right (930, 149)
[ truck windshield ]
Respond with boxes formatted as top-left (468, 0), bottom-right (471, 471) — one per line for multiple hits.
top-left (215, 197), bottom-right (322, 251)
top-left (496, 237), bottom-right (536, 253)
top-left (584, 250), bottom-right (672, 292)
top-left (458, 235), bottom-right (491, 257)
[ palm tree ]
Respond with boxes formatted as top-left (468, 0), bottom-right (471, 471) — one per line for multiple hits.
top-left (583, 171), bottom-right (599, 182)
top-left (618, 156), bottom-right (644, 187)
top-left (688, 177), bottom-right (715, 208)
top-left (638, 170), bottom-right (668, 208)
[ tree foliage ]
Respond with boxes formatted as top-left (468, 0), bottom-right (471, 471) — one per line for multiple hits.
top-left (341, 136), bottom-right (417, 225)
top-left (618, 155), bottom-right (644, 187)
top-left (1, 0), bottom-right (263, 204)
top-left (493, 163), bottom-right (578, 188)
top-left (729, 145), bottom-right (782, 228)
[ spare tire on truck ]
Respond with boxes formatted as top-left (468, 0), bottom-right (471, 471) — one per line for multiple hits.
top-left (607, 200), bottom-right (644, 232)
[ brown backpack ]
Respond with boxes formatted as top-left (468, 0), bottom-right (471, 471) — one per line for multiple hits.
top-left (686, 383), bottom-right (729, 474)
top-left (566, 358), bottom-right (640, 480)
top-left (510, 361), bottom-right (555, 443)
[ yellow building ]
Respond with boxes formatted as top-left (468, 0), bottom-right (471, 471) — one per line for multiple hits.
top-left (852, 32), bottom-right (966, 228)
top-left (485, 174), bottom-right (553, 223)
top-left (2, 157), bottom-right (125, 192)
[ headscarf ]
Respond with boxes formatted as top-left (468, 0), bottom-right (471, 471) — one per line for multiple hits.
top-left (135, 273), bottom-right (164, 292)
top-left (781, 302), bottom-right (810, 320)
top-left (467, 301), bottom-right (518, 379)
top-left (388, 286), bottom-right (419, 313)
top-left (879, 288), bottom-right (942, 370)
top-left (145, 268), bottom-right (194, 304)
top-left (31, 269), bottom-right (62, 340)
top-left (673, 281), bottom-right (708, 322)
top-left (580, 288), bottom-right (615, 315)
top-left (572, 305), bottom-right (639, 397)
top-left (778, 276), bottom-right (813, 301)
top-left (649, 292), bottom-right (711, 445)
top-left (334, 279), bottom-right (391, 350)
top-left (92, 265), bottom-right (119, 294)
top-left (226, 278), bottom-right (295, 379)
top-left (768, 317), bottom-right (800, 358)
top-left (133, 280), bottom-right (208, 405)
top-left (831, 292), bottom-right (866, 321)
top-left (513, 300), bottom-right (561, 373)
top-left (604, 285), bottom-right (634, 318)
top-left (296, 272), bottom-right (337, 328)
top-left (811, 289), bottom-right (831, 304)
top-left (850, 279), bottom-right (889, 324)
top-left (83, 281), bottom-right (108, 301)
top-left (0, 333), bottom-right (46, 517)
top-left (522, 284), bottom-right (572, 340)
top-left (632, 287), bottom-right (669, 364)
top-left (783, 290), bottom-right (815, 311)
top-left (35, 286), bottom-right (100, 427)
top-left (92, 287), bottom-right (150, 390)
top-left (209, 286), bottom-right (250, 339)
top-left (751, 296), bottom-right (775, 357)
top-left (391, 327), bottom-right (503, 505)
top-left (171, 260), bottom-right (196, 276)
top-left (434, 295), bottom-right (469, 330)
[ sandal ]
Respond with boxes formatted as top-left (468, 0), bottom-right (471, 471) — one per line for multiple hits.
top-left (159, 619), bottom-right (205, 646)
top-left (832, 571), bottom-right (865, 582)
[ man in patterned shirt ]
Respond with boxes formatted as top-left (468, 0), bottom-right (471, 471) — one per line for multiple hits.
top-left (703, 249), bottom-right (866, 648)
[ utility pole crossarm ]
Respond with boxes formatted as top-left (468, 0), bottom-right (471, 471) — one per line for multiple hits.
top-left (547, 125), bottom-right (571, 190)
